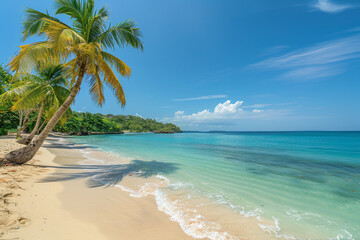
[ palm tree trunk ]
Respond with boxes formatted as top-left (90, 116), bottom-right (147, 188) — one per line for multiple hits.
top-left (4, 64), bottom-right (86, 164)
top-left (37, 120), bottom-right (46, 135)
top-left (16, 111), bottom-right (32, 139)
top-left (16, 111), bottom-right (24, 139)
top-left (17, 101), bottom-right (45, 145)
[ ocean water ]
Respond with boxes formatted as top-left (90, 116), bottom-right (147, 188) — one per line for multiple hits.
top-left (68, 132), bottom-right (360, 239)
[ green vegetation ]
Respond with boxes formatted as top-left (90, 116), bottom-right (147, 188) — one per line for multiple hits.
top-left (0, 112), bottom-right (18, 136)
top-left (54, 112), bottom-right (181, 134)
top-left (0, 65), bottom-right (11, 95)
top-left (1, 0), bottom-right (144, 164)
top-left (0, 65), bottom-right (18, 136)
top-left (0, 0), bottom-right (179, 164)
top-left (1, 64), bottom-right (72, 142)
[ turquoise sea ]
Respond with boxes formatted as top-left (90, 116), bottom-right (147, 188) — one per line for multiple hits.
top-left (69, 131), bottom-right (360, 239)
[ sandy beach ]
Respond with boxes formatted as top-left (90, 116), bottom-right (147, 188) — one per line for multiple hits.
top-left (0, 135), bottom-right (193, 240)
top-left (0, 136), bottom-right (109, 240)
top-left (0, 134), bottom-right (281, 240)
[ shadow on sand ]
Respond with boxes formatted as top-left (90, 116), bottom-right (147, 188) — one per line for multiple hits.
top-left (42, 138), bottom-right (98, 150)
top-left (31, 160), bottom-right (179, 188)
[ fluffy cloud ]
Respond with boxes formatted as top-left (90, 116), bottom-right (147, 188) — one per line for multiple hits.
top-left (175, 110), bottom-right (185, 117)
top-left (162, 100), bottom-right (304, 130)
top-left (214, 100), bottom-right (243, 113)
top-left (169, 100), bottom-right (270, 124)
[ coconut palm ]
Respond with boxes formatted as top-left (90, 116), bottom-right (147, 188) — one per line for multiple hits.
top-left (1, 64), bottom-right (72, 144)
top-left (4, 0), bottom-right (142, 164)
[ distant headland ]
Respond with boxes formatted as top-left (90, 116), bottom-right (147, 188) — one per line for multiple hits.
top-left (52, 112), bottom-right (182, 135)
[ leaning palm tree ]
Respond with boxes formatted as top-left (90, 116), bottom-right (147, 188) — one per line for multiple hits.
top-left (1, 64), bottom-right (72, 145)
top-left (4, 0), bottom-right (142, 164)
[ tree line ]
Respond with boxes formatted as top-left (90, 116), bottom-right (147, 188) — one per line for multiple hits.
top-left (53, 112), bottom-right (181, 134)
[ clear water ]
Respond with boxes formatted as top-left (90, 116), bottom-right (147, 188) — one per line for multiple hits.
top-left (69, 131), bottom-right (360, 239)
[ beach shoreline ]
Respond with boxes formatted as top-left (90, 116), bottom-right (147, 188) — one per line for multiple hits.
top-left (46, 135), bottom-right (278, 240)
top-left (0, 135), bottom-right (193, 240)
top-left (0, 134), bottom-right (278, 240)
top-left (44, 135), bottom-right (195, 240)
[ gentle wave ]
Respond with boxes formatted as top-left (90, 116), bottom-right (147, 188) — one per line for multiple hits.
top-left (65, 135), bottom-right (358, 240)
top-left (76, 147), bottom-right (238, 239)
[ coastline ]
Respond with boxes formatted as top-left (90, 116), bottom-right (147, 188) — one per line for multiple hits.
top-left (44, 135), bottom-right (194, 240)
top-left (42, 135), bottom-right (275, 240)
top-left (0, 134), bottom-right (279, 240)
top-left (0, 135), bottom-right (192, 240)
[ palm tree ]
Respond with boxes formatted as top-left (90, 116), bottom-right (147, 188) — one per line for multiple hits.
top-left (1, 64), bottom-right (72, 144)
top-left (4, 0), bottom-right (142, 164)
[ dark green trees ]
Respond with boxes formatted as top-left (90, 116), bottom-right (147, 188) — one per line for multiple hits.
top-left (54, 112), bottom-right (182, 134)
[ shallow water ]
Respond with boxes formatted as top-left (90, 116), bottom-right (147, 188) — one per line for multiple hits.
top-left (68, 132), bottom-right (360, 240)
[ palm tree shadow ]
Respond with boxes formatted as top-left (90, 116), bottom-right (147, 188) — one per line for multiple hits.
top-left (37, 160), bottom-right (179, 188)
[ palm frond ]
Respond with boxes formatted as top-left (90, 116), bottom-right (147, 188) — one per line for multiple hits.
top-left (64, 59), bottom-right (79, 88)
top-left (41, 18), bottom-right (86, 56)
top-left (96, 54), bottom-right (126, 106)
top-left (0, 82), bottom-right (34, 103)
top-left (100, 51), bottom-right (131, 77)
top-left (55, 0), bottom-right (84, 26)
top-left (55, 0), bottom-right (97, 38)
top-left (95, 20), bottom-right (143, 50)
top-left (52, 85), bottom-right (71, 103)
top-left (40, 64), bottom-right (71, 86)
top-left (88, 71), bottom-right (105, 106)
top-left (12, 85), bottom-right (50, 110)
top-left (12, 0), bottom-right (143, 113)
top-left (22, 8), bottom-right (70, 40)
top-left (87, 9), bottom-right (107, 42)
top-left (9, 42), bottom-right (57, 74)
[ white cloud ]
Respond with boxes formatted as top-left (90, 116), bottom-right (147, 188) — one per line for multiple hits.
top-left (312, 0), bottom-right (353, 13)
top-left (175, 110), bottom-right (184, 117)
top-left (162, 100), bottom-right (316, 131)
top-left (281, 66), bottom-right (343, 80)
top-left (169, 100), bottom-right (275, 124)
top-left (214, 100), bottom-right (243, 113)
top-left (173, 95), bottom-right (227, 101)
top-left (253, 109), bottom-right (264, 113)
top-left (252, 34), bottom-right (360, 80)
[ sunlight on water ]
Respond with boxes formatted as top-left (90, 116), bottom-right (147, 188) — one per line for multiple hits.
top-left (69, 132), bottom-right (360, 240)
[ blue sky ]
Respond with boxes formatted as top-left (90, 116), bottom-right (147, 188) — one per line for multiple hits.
top-left (1, 0), bottom-right (360, 131)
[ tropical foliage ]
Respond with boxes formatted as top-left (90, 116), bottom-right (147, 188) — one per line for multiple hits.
top-left (0, 64), bottom-right (72, 140)
top-left (1, 0), bottom-right (180, 164)
top-left (0, 65), bottom-right (18, 136)
top-left (2, 0), bottom-right (144, 164)
top-left (54, 112), bottom-right (182, 133)
top-left (0, 65), bottom-right (12, 95)
top-left (105, 114), bottom-right (182, 133)
top-left (54, 112), bottom-right (121, 133)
